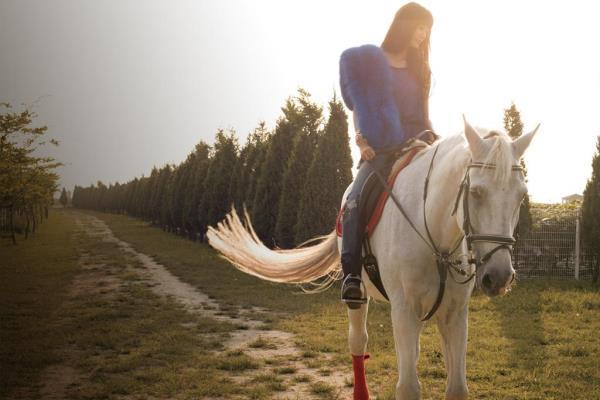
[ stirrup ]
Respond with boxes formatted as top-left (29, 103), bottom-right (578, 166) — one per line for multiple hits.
top-left (341, 274), bottom-right (367, 308)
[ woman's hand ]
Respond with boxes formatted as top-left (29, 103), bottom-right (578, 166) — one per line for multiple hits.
top-left (360, 145), bottom-right (376, 161)
top-left (356, 133), bottom-right (375, 161)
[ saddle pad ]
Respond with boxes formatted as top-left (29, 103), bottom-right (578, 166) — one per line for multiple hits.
top-left (336, 142), bottom-right (428, 238)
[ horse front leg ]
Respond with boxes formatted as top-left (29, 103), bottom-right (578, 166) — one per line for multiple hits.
top-left (348, 297), bottom-right (370, 400)
top-left (436, 301), bottom-right (469, 400)
top-left (390, 302), bottom-right (423, 400)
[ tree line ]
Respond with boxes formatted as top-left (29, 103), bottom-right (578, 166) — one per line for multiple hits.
top-left (72, 89), bottom-right (354, 249)
top-left (72, 94), bottom-right (535, 250)
top-left (0, 102), bottom-right (62, 244)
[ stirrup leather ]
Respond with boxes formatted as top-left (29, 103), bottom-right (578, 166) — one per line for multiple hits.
top-left (341, 274), bottom-right (367, 305)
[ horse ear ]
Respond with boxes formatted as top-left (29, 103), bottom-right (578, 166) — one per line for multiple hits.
top-left (512, 123), bottom-right (540, 159)
top-left (463, 114), bottom-right (484, 154)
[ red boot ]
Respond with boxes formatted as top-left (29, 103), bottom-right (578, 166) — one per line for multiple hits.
top-left (352, 353), bottom-right (370, 400)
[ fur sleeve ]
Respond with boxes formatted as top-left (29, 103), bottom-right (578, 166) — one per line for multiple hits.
top-left (339, 46), bottom-right (371, 142)
top-left (338, 44), bottom-right (405, 148)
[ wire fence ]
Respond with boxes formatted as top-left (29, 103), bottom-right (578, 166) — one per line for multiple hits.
top-left (512, 208), bottom-right (596, 280)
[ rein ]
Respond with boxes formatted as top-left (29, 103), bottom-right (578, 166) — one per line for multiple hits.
top-left (367, 138), bottom-right (523, 321)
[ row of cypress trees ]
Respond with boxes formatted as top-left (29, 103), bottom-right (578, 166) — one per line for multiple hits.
top-left (72, 88), bottom-right (354, 249)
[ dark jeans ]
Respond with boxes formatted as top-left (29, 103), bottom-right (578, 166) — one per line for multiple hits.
top-left (341, 153), bottom-right (395, 278)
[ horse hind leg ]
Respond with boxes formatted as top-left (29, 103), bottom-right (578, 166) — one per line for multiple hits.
top-left (348, 297), bottom-right (370, 400)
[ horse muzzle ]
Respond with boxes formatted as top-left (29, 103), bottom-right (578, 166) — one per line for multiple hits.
top-left (477, 261), bottom-right (515, 297)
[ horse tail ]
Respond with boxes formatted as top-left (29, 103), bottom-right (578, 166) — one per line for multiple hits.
top-left (206, 205), bottom-right (342, 291)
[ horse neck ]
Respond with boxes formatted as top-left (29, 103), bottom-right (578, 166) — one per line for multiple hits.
top-left (414, 141), bottom-right (469, 253)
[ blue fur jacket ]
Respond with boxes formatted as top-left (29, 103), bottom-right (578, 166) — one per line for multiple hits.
top-left (339, 44), bottom-right (418, 150)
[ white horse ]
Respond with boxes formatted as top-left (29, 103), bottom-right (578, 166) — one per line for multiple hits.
top-left (206, 116), bottom-right (539, 400)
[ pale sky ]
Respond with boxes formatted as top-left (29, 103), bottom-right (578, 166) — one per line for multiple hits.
top-left (1, 0), bottom-right (599, 203)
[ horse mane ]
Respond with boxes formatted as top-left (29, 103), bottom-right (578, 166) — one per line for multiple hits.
top-left (433, 127), bottom-right (515, 186)
top-left (478, 128), bottom-right (515, 186)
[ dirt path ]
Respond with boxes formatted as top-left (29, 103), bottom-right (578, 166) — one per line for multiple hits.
top-left (71, 213), bottom-right (353, 399)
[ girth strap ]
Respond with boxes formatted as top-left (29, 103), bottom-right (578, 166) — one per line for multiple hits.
top-left (420, 256), bottom-right (449, 321)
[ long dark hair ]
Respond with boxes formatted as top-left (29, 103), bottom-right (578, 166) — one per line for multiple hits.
top-left (381, 2), bottom-right (433, 114)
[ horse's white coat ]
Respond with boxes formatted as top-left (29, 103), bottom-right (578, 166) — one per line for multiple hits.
top-left (206, 117), bottom-right (539, 400)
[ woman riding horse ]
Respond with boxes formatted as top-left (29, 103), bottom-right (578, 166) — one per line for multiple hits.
top-left (339, 2), bottom-right (439, 308)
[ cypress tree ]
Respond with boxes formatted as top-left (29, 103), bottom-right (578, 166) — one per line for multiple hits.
top-left (251, 93), bottom-right (304, 246)
top-left (137, 178), bottom-right (148, 216)
top-left (503, 102), bottom-right (531, 237)
top-left (182, 142), bottom-right (210, 239)
top-left (109, 182), bottom-right (121, 213)
top-left (172, 160), bottom-right (193, 234)
top-left (229, 122), bottom-right (270, 214)
top-left (106, 183), bottom-right (115, 212)
top-left (146, 166), bottom-right (160, 222)
top-left (136, 177), bottom-right (151, 218)
top-left (157, 164), bottom-right (172, 227)
top-left (126, 178), bottom-right (139, 216)
top-left (275, 89), bottom-right (323, 248)
top-left (98, 181), bottom-right (109, 212)
top-left (228, 151), bottom-right (244, 213)
top-left (199, 129), bottom-right (239, 234)
top-left (142, 176), bottom-right (153, 219)
top-left (582, 136), bottom-right (600, 284)
top-left (295, 93), bottom-right (353, 244)
top-left (59, 187), bottom-right (68, 207)
top-left (244, 126), bottom-right (271, 215)
top-left (165, 168), bottom-right (182, 230)
top-left (72, 186), bottom-right (80, 208)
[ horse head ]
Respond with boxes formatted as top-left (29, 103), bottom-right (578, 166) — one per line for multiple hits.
top-left (460, 116), bottom-right (539, 296)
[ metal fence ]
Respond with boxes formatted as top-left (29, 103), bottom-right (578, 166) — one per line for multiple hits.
top-left (512, 208), bottom-right (595, 280)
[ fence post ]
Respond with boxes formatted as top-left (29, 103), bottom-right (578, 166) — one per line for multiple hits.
top-left (575, 217), bottom-right (580, 280)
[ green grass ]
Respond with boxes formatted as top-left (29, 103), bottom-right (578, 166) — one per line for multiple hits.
top-left (275, 366), bottom-right (298, 375)
top-left (83, 209), bottom-right (600, 400)
top-left (310, 380), bottom-right (337, 398)
top-left (0, 209), bottom-right (80, 398)
top-left (0, 209), bottom-right (293, 399)
top-left (249, 336), bottom-right (278, 349)
top-left (4, 208), bottom-right (598, 399)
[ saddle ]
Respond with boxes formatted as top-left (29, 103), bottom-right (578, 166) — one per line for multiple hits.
top-left (335, 138), bottom-right (430, 300)
top-left (336, 139), bottom-right (429, 239)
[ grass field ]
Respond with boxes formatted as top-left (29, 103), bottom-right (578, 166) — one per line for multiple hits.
top-left (1, 210), bottom-right (80, 397)
top-left (1, 210), bottom-right (294, 399)
top-left (2, 208), bottom-right (599, 399)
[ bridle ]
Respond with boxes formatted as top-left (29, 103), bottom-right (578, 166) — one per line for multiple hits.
top-left (369, 134), bottom-right (524, 320)
top-left (450, 162), bottom-right (524, 272)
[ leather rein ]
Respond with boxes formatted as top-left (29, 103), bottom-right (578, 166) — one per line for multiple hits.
top-left (368, 135), bottom-right (523, 321)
